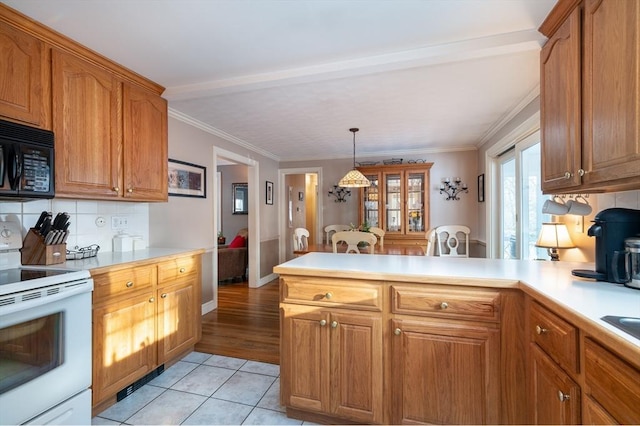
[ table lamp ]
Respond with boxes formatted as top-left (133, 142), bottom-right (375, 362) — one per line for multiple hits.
top-left (535, 222), bottom-right (575, 261)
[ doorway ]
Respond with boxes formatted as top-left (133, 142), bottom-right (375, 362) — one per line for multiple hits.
top-left (278, 167), bottom-right (323, 262)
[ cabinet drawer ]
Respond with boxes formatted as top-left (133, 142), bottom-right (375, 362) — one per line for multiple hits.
top-left (280, 277), bottom-right (382, 311)
top-left (584, 338), bottom-right (640, 424)
top-left (157, 256), bottom-right (198, 284)
top-left (391, 285), bottom-right (500, 322)
top-left (92, 265), bottom-right (156, 301)
top-left (529, 301), bottom-right (579, 374)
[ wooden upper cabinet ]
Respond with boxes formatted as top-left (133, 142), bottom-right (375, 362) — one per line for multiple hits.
top-left (0, 20), bottom-right (50, 128)
top-left (52, 49), bottom-right (122, 199)
top-left (540, 6), bottom-right (582, 193)
top-left (581, 0), bottom-right (640, 189)
top-left (540, 0), bottom-right (640, 193)
top-left (123, 83), bottom-right (168, 201)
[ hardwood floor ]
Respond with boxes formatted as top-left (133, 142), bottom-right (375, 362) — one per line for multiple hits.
top-left (195, 279), bottom-right (280, 365)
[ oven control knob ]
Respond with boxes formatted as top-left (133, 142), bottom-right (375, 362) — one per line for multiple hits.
top-left (0, 228), bottom-right (11, 238)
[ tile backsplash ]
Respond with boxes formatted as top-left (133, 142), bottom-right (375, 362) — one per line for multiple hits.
top-left (0, 199), bottom-right (150, 254)
top-left (596, 190), bottom-right (640, 210)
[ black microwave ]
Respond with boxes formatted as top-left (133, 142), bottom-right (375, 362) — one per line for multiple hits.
top-left (0, 119), bottom-right (55, 201)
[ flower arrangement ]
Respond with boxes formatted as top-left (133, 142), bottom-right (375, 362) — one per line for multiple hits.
top-left (350, 221), bottom-right (371, 232)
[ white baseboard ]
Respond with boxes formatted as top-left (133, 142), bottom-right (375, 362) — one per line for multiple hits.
top-left (201, 299), bottom-right (216, 315)
top-left (258, 272), bottom-right (278, 287)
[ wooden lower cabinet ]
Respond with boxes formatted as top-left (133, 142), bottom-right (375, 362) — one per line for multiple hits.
top-left (92, 291), bottom-right (157, 405)
top-left (390, 318), bottom-right (500, 424)
top-left (530, 344), bottom-right (581, 425)
top-left (280, 304), bottom-right (383, 424)
top-left (91, 252), bottom-right (202, 411)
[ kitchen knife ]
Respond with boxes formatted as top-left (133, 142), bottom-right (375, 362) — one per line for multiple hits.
top-left (52, 212), bottom-right (64, 230)
top-left (44, 230), bottom-right (57, 245)
top-left (34, 211), bottom-right (50, 231)
top-left (40, 216), bottom-right (52, 237)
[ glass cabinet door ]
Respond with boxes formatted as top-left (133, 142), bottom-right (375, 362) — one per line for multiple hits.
top-left (363, 174), bottom-right (380, 227)
top-left (385, 173), bottom-right (402, 232)
top-left (406, 171), bottom-right (425, 233)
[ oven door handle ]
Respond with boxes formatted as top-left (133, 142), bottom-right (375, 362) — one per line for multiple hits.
top-left (0, 283), bottom-right (92, 318)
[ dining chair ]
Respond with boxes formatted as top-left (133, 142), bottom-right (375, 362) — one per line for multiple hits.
top-left (292, 227), bottom-right (310, 252)
top-left (332, 231), bottom-right (377, 254)
top-left (369, 227), bottom-right (385, 248)
top-left (425, 228), bottom-right (437, 256)
top-left (435, 225), bottom-right (470, 257)
top-left (324, 224), bottom-right (351, 244)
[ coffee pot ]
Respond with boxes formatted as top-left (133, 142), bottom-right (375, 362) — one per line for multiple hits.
top-left (613, 237), bottom-right (640, 289)
top-left (572, 208), bottom-right (640, 286)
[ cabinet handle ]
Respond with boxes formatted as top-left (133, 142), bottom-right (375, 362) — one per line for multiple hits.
top-left (113, 187), bottom-right (120, 192)
top-left (564, 171), bottom-right (572, 179)
top-left (578, 169), bottom-right (585, 177)
top-left (440, 302), bottom-right (449, 310)
top-left (331, 321), bottom-right (338, 328)
top-left (325, 292), bottom-right (333, 299)
top-left (557, 390), bottom-right (570, 402)
top-left (126, 281), bottom-right (134, 288)
top-left (161, 293), bottom-right (167, 298)
top-left (149, 297), bottom-right (155, 303)
top-left (319, 319), bottom-right (327, 326)
top-left (535, 325), bottom-right (548, 335)
top-left (394, 328), bottom-right (402, 335)
top-left (127, 188), bottom-right (133, 193)
top-left (179, 267), bottom-right (186, 273)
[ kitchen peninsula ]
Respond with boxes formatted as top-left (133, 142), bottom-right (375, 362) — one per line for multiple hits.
top-left (274, 253), bottom-right (640, 425)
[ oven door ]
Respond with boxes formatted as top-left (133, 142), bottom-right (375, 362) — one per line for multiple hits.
top-left (0, 288), bottom-right (91, 425)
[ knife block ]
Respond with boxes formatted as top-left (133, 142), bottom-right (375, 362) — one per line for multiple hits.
top-left (20, 229), bottom-right (66, 265)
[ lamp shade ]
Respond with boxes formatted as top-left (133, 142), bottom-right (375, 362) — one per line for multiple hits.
top-left (535, 222), bottom-right (575, 249)
top-left (339, 169), bottom-right (371, 188)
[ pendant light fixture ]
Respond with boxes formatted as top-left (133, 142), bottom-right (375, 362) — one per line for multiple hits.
top-left (338, 128), bottom-right (371, 188)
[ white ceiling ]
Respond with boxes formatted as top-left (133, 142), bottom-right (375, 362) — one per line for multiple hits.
top-left (3, 0), bottom-right (556, 162)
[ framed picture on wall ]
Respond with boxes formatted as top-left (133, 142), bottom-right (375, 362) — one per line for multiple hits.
top-left (168, 159), bottom-right (206, 198)
top-left (266, 181), bottom-right (274, 205)
top-left (478, 174), bottom-right (485, 203)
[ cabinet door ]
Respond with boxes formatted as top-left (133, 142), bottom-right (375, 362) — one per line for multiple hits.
top-left (361, 172), bottom-right (381, 228)
top-left (530, 344), bottom-right (581, 425)
top-left (330, 311), bottom-right (382, 424)
top-left (404, 170), bottom-right (427, 234)
top-left (540, 7), bottom-right (582, 193)
top-left (92, 293), bottom-right (156, 406)
top-left (0, 21), bottom-right (49, 128)
top-left (157, 279), bottom-right (199, 364)
top-left (384, 171), bottom-right (403, 234)
top-left (280, 304), bottom-right (329, 413)
top-left (52, 49), bottom-right (121, 199)
top-left (582, 0), bottom-right (640, 188)
top-left (122, 83), bottom-right (168, 201)
top-left (391, 318), bottom-right (500, 424)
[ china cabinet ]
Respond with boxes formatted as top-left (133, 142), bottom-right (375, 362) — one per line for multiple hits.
top-left (357, 163), bottom-right (432, 245)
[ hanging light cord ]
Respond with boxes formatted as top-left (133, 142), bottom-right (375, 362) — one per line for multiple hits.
top-left (350, 128), bottom-right (359, 168)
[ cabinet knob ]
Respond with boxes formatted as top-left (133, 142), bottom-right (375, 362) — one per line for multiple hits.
top-left (325, 292), bottom-right (333, 300)
top-left (161, 293), bottom-right (167, 298)
top-left (331, 321), bottom-right (338, 328)
top-left (564, 171), bottom-right (572, 179)
top-left (179, 267), bottom-right (186, 273)
top-left (126, 281), bottom-right (134, 288)
top-left (394, 328), bottom-right (402, 335)
top-left (127, 188), bottom-right (133, 193)
top-left (535, 325), bottom-right (547, 335)
top-left (557, 390), bottom-right (570, 402)
top-left (113, 187), bottom-right (120, 192)
top-left (319, 319), bottom-right (327, 326)
top-left (440, 302), bottom-right (449, 310)
top-left (149, 297), bottom-right (155, 303)
top-left (578, 169), bottom-right (585, 177)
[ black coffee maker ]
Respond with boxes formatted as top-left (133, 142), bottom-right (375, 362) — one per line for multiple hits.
top-left (572, 208), bottom-right (640, 283)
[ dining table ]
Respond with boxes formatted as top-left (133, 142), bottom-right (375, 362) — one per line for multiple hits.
top-left (294, 243), bottom-right (426, 256)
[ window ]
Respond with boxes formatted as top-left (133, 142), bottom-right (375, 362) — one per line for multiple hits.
top-left (496, 132), bottom-right (548, 260)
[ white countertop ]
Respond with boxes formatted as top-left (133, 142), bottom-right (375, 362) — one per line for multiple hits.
top-left (274, 252), bottom-right (640, 349)
top-left (61, 248), bottom-right (205, 271)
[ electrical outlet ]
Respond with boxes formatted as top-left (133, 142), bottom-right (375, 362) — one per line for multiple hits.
top-left (111, 216), bottom-right (129, 230)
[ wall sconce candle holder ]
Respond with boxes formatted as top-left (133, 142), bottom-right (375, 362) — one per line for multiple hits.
top-left (328, 185), bottom-right (351, 202)
top-left (440, 177), bottom-right (468, 200)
